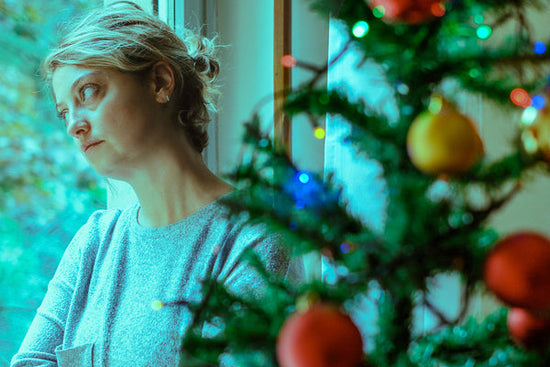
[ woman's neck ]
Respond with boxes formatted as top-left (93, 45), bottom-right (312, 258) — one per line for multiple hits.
top-left (123, 139), bottom-right (233, 228)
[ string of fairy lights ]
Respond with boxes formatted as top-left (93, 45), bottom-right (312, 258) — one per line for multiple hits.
top-left (278, 1), bottom-right (550, 161)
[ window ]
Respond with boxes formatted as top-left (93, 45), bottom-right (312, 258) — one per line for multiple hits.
top-left (0, 0), bottom-right (104, 361)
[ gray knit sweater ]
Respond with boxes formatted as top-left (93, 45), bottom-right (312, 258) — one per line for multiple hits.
top-left (11, 198), bottom-right (289, 367)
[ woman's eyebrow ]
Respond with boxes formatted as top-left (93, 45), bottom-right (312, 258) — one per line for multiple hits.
top-left (55, 70), bottom-right (104, 110)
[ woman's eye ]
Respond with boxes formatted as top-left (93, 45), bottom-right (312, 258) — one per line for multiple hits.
top-left (57, 110), bottom-right (68, 124)
top-left (80, 84), bottom-right (98, 102)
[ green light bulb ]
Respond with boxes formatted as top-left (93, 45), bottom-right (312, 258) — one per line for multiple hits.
top-left (477, 25), bottom-right (492, 40)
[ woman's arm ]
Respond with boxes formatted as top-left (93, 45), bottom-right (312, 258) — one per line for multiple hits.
top-left (10, 305), bottom-right (68, 366)
top-left (10, 222), bottom-right (87, 367)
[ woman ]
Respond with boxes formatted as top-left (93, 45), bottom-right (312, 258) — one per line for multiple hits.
top-left (11, 2), bottom-right (289, 366)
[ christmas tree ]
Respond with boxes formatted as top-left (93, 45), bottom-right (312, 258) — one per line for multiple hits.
top-left (176, 0), bottom-right (550, 366)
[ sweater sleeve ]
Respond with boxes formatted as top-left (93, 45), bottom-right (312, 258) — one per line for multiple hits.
top-left (214, 225), bottom-right (292, 367)
top-left (10, 210), bottom-right (110, 367)
top-left (220, 222), bottom-right (291, 301)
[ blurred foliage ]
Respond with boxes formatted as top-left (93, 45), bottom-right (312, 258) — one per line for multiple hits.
top-left (0, 0), bottom-right (104, 363)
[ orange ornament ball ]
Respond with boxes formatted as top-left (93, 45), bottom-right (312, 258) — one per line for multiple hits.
top-left (276, 304), bottom-right (364, 367)
top-left (368, 0), bottom-right (446, 24)
top-left (484, 232), bottom-right (550, 311)
top-left (507, 308), bottom-right (550, 349)
top-left (406, 97), bottom-right (484, 175)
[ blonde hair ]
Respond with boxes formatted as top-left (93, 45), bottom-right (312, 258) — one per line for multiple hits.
top-left (41, 1), bottom-right (220, 153)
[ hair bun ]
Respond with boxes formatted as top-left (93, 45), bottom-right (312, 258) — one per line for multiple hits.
top-left (193, 53), bottom-right (219, 80)
top-left (193, 54), bottom-right (209, 73)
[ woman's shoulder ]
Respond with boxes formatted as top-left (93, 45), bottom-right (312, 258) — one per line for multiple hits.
top-left (82, 207), bottom-right (125, 231)
top-left (52, 207), bottom-right (129, 280)
top-left (69, 206), bottom-right (129, 249)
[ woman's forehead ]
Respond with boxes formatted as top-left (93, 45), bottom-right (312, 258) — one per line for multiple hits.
top-left (52, 66), bottom-right (106, 103)
top-left (53, 66), bottom-right (105, 86)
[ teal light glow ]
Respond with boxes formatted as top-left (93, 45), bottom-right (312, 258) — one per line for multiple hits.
top-left (473, 14), bottom-right (484, 25)
top-left (476, 25), bottom-right (492, 40)
top-left (521, 107), bottom-right (538, 125)
top-left (298, 172), bottom-right (311, 184)
top-left (469, 69), bottom-right (481, 78)
top-left (352, 21), bottom-right (369, 38)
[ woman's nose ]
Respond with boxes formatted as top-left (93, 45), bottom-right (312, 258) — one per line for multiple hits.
top-left (66, 110), bottom-right (90, 138)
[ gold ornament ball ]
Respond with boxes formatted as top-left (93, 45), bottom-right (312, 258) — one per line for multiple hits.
top-left (407, 97), bottom-right (484, 175)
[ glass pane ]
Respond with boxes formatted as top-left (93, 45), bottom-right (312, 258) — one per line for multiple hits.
top-left (0, 0), bottom-right (104, 361)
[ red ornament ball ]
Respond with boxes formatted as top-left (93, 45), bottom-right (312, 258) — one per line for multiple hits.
top-left (368, 0), bottom-right (446, 24)
top-left (276, 304), bottom-right (364, 367)
top-left (484, 231), bottom-right (550, 311)
top-left (507, 308), bottom-right (550, 349)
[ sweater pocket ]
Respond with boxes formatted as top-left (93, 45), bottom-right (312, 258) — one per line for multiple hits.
top-left (55, 343), bottom-right (94, 367)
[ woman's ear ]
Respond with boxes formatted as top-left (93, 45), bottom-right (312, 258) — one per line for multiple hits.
top-left (150, 61), bottom-right (175, 103)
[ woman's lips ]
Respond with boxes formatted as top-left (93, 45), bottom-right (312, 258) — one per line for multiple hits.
top-left (82, 141), bottom-right (104, 152)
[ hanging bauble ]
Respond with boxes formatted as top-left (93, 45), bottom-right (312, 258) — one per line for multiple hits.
top-left (406, 96), bottom-right (484, 175)
top-left (367, 0), bottom-right (446, 24)
top-left (521, 106), bottom-right (550, 161)
top-left (507, 308), bottom-right (550, 349)
top-left (276, 304), bottom-right (364, 367)
top-left (484, 232), bottom-right (550, 311)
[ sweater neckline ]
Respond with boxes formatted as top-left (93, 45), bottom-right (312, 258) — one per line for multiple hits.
top-left (128, 193), bottom-right (232, 236)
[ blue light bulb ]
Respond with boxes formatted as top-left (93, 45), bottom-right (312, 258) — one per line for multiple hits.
top-left (534, 41), bottom-right (547, 55)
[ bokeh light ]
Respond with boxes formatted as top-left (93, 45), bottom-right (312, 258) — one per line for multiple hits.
top-left (340, 242), bottom-right (351, 254)
top-left (402, 105), bottom-right (414, 115)
top-left (534, 41), bottom-right (547, 55)
top-left (468, 68), bottom-right (481, 78)
top-left (314, 127), bottom-right (326, 139)
top-left (372, 5), bottom-right (385, 18)
top-left (473, 14), bottom-right (484, 25)
top-left (521, 129), bottom-right (538, 154)
top-left (281, 54), bottom-right (297, 68)
top-left (521, 106), bottom-right (538, 125)
top-left (352, 20), bottom-right (369, 38)
top-left (510, 88), bottom-right (531, 107)
top-left (298, 171), bottom-right (311, 184)
top-left (397, 82), bottom-right (409, 95)
top-left (531, 95), bottom-right (545, 110)
top-left (476, 25), bottom-right (492, 40)
top-left (431, 3), bottom-right (445, 17)
top-left (428, 96), bottom-right (443, 114)
top-left (259, 138), bottom-right (269, 148)
top-left (151, 300), bottom-right (163, 311)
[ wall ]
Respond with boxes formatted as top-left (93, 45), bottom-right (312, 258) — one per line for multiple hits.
top-left (215, 1), bottom-right (275, 175)
top-left (290, 1), bottom-right (329, 173)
